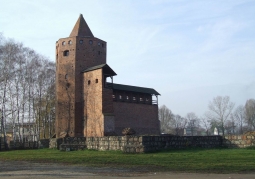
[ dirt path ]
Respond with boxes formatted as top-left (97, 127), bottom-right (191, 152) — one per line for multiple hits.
top-left (0, 161), bottom-right (255, 179)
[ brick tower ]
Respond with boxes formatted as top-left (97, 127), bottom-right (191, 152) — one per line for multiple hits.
top-left (55, 14), bottom-right (107, 138)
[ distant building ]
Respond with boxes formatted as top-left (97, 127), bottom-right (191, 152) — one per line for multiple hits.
top-left (55, 14), bottom-right (160, 138)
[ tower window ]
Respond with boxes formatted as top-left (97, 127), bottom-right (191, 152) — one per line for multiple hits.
top-left (102, 43), bottom-right (104, 48)
top-left (63, 50), bottom-right (69, 56)
top-left (95, 79), bottom-right (98, 83)
top-left (62, 41), bottom-right (66, 45)
top-left (88, 80), bottom-right (91, 85)
top-left (133, 97), bottom-right (136, 100)
top-left (89, 40), bottom-right (93, 45)
top-left (79, 40), bottom-right (83, 44)
top-left (126, 96), bottom-right (129, 100)
top-left (98, 42), bottom-right (101, 46)
top-left (68, 40), bottom-right (72, 45)
top-left (119, 95), bottom-right (122, 100)
top-left (65, 74), bottom-right (68, 80)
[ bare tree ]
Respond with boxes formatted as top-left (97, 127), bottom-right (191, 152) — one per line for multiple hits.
top-left (186, 112), bottom-right (199, 136)
top-left (158, 105), bottom-right (174, 134)
top-left (232, 105), bottom-right (246, 134)
top-left (0, 35), bottom-right (55, 144)
top-left (205, 96), bottom-right (235, 136)
top-left (200, 117), bottom-right (210, 136)
top-left (173, 114), bottom-right (187, 136)
top-left (245, 99), bottom-right (255, 130)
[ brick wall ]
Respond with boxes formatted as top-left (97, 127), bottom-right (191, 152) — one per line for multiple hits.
top-left (55, 34), bottom-right (106, 138)
top-left (113, 102), bottom-right (160, 135)
top-left (83, 69), bottom-right (104, 137)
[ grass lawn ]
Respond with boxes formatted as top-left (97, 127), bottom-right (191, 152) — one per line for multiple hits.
top-left (0, 148), bottom-right (255, 173)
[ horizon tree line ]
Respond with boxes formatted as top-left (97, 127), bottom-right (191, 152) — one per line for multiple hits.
top-left (159, 96), bottom-right (255, 136)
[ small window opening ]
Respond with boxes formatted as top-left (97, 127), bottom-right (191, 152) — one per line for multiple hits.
top-left (133, 97), bottom-right (136, 100)
top-left (65, 74), bottom-right (68, 80)
top-left (79, 40), bottom-right (83, 44)
top-left (88, 80), bottom-right (91, 85)
top-left (146, 98), bottom-right (149, 101)
top-left (119, 95), bottom-right (122, 100)
top-left (140, 98), bottom-right (143, 101)
top-left (95, 79), bottom-right (98, 83)
top-left (102, 43), bottom-right (104, 47)
top-left (63, 50), bottom-right (69, 56)
top-left (68, 40), bottom-right (72, 45)
top-left (98, 42), bottom-right (101, 46)
top-left (62, 41), bottom-right (66, 45)
top-left (126, 96), bottom-right (129, 100)
top-left (112, 95), bottom-right (115, 99)
top-left (89, 40), bottom-right (93, 45)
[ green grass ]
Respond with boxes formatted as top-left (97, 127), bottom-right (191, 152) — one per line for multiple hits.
top-left (1, 148), bottom-right (255, 173)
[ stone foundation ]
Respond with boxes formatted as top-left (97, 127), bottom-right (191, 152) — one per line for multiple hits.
top-left (223, 135), bottom-right (255, 148)
top-left (52, 135), bottom-right (222, 153)
top-left (9, 141), bottom-right (38, 150)
top-left (3, 134), bottom-right (255, 153)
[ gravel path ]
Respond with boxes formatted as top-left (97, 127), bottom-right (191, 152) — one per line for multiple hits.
top-left (0, 161), bottom-right (255, 179)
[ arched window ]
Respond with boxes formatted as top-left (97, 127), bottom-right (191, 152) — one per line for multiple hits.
top-left (62, 41), bottom-right (66, 45)
top-left (68, 40), bottom-right (72, 45)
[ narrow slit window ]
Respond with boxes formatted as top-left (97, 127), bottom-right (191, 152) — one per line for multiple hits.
top-left (95, 79), bottom-right (98, 83)
top-left (88, 80), bottom-right (91, 85)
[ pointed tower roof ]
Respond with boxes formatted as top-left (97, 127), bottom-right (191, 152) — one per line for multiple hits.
top-left (69, 14), bottom-right (94, 37)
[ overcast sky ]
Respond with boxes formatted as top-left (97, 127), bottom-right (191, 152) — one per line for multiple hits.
top-left (1, 0), bottom-right (254, 117)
